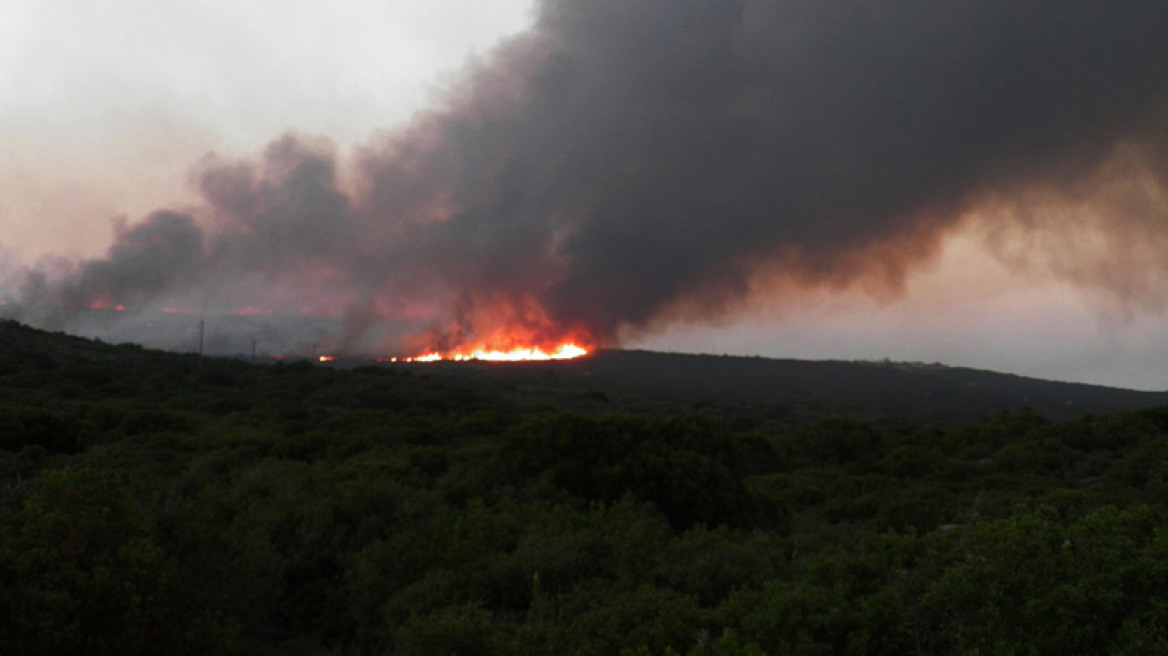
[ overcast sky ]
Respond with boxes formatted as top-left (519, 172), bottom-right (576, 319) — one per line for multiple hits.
top-left (0, 0), bottom-right (532, 255)
top-left (1, 0), bottom-right (1165, 391)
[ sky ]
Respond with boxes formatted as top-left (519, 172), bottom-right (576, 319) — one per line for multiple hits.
top-left (0, 0), bottom-right (534, 255)
top-left (1, 0), bottom-right (1166, 391)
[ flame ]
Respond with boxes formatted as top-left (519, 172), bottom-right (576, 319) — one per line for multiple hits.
top-left (467, 344), bottom-right (588, 361)
top-left (87, 298), bottom-right (124, 311)
top-left (380, 295), bottom-right (595, 363)
top-left (387, 342), bottom-right (588, 363)
top-left (318, 355), bottom-right (335, 363)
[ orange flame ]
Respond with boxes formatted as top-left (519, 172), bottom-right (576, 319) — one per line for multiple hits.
top-left (380, 294), bottom-right (595, 363)
top-left (386, 342), bottom-right (588, 363)
top-left (88, 299), bottom-right (125, 311)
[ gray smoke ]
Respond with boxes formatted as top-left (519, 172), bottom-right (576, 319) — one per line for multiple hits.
top-left (7, 0), bottom-right (1168, 354)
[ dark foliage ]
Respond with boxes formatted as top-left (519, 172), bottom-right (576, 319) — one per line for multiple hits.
top-left (2, 320), bottom-right (1167, 654)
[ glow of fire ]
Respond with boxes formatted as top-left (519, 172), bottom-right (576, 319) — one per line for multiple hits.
top-left (386, 343), bottom-right (588, 363)
top-left (318, 355), bottom-right (335, 363)
top-left (87, 299), bottom-right (125, 311)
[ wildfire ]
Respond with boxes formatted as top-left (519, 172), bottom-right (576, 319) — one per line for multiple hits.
top-left (88, 299), bottom-right (125, 311)
top-left (383, 343), bottom-right (589, 363)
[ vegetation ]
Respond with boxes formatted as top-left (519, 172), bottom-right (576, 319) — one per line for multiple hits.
top-left (2, 320), bottom-right (1167, 654)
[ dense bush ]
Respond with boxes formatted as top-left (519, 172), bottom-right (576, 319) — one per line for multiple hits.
top-left (2, 321), bottom-right (1167, 653)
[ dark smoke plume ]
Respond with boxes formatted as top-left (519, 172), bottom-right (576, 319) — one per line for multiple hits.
top-left (7, 0), bottom-right (1168, 355)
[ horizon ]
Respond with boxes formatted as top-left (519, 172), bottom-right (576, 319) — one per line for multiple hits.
top-left (3, 1), bottom-right (1166, 391)
top-left (6, 313), bottom-right (1164, 394)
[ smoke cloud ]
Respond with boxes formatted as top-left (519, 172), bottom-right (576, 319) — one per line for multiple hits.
top-left (6, 0), bottom-right (1168, 356)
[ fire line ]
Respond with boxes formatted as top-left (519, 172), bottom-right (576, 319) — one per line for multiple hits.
top-left (381, 343), bottom-right (588, 363)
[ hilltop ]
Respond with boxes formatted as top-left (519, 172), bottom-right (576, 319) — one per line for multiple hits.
top-left (2, 319), bottom-right (1168, 654)
top-left (376, 348), bottom-right (1168, 426)
top-left (7, 317), bottom-right (1163, 426)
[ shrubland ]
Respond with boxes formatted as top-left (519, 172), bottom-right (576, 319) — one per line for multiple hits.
top-left (2, 320), bottom-right (1167, 654)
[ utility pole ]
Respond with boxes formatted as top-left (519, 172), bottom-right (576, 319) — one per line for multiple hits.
top-left (198, 320), bottom-right (205, 356)
top-left (251, 339), bottom-right (256, 364)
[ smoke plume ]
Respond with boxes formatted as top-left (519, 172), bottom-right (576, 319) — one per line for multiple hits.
top-left (7, 0), bottom-right (1168, 355)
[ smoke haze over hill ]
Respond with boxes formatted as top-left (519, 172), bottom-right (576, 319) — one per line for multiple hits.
top-left (4, 1), bottom-right (1167, 371)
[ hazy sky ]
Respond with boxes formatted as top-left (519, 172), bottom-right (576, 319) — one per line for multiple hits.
top-left (2, 0), bottom-right (1166, 391)
top-left (1, 0), bottom-right (532, 255)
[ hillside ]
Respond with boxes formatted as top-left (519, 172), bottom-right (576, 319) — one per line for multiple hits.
top-left (380, 348), bottom-right (1168, 426)
top-left (12, 315), bottom-right (1164, 425)
top-left (2, 319), bottom-right (1168, 654)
